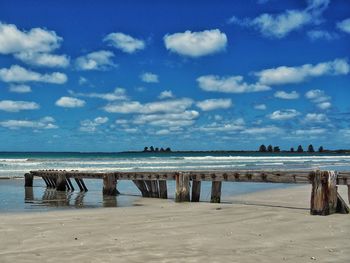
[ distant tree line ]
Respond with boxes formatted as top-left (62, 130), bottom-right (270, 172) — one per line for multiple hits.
top-left (259, 144), bottom-right (324, 153)
top-left (143, 146), bottom-right (172, 153)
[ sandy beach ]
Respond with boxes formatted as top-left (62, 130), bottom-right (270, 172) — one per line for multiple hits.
top-left (0, 185), bottom-right (348, 263)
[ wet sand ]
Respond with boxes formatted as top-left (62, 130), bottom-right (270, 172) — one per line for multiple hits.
top-left (0, 185), bottom-right (349, 262)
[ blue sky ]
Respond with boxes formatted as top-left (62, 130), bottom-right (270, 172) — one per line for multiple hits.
top-left (0, 0), bottom-right (349, 151)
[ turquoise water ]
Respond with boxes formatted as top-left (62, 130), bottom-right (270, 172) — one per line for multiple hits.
top-left (0, 152), bottom-right (349, 212)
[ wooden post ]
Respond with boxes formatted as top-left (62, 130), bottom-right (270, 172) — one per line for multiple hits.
top-left (158, 180), bottom-right (168, 199)
top-left (144, 180), bottom-right (153, 197)
top-left (103, 175), bottom-right (117, 196)
top-left (191, 180), bottom-right (201, 202)
top-left (66, 177), bottom-right (75, 191)
top-left (151, 181), bottom-right (159, 198)
top-left (133, 180), bottom-right (149, 197)
top-left (348, 185), bottom-right (350, 205)
top-left (75, 178), bottom-right (84, 191)
top-left (56, 174), bottom-right (67, 191)
top-left (175, 173), bottom-right (190, 202)
top-left (310, 171), bottom-right (349, 215)
top-left (211, 181), bottom-right (222, 203)
top-left (24, 173), bottom-right (33, 187)
top-left (42, 176), bottom-right (50, 187)
top-left (80, 179), bottom-right (88, 192)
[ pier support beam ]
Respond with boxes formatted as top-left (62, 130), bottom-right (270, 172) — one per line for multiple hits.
top-left (348, 185), bottom-right (350, 205)
top-left (191, 180), bottom-right (201, 202)
top-left (175, 173), bottom-right (190, 202)
top-left (103, 175), bottom-right (118, 196)
top-left (310, 171), bottom-right (349, 215)
top-left (159, 180), bottom-right (168, 199)
top-left (151, 181), bottom-right (159, 198)
top-left (211, 181), bottom-right (222, 203)
top-left (24, 173), bottom-right (33, 187)
top-left (133, 180), bottom-right (149, 197)
top-left (56, 174), bottom-right (67, 191)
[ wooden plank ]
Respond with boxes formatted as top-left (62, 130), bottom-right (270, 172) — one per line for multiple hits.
top-left (158, 180), bottom-right (168, 199)
top-left (133, 180), bottom-right (149, 197)
top-left (336, 192), bottom-right (350, 214)
top-left (211, 181), bottom-right (222, 203)
top-left (144, 180), bottom-right (153, 197)
top-left (191, 180), bottom-right (201, 202)
top-left (24, 173), bottom-right (33, 187)
top-left (175, 173), bottom-right (190, 202)
top-left (102, 175), bottom-right (116, 196)
top-left (150, 180), bottom-right (159, 198)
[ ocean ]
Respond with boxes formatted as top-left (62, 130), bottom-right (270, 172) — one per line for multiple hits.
top-left (1, 152), bottom-right (350, 212)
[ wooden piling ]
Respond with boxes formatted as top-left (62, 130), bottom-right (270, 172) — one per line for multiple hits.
top-left (191, 180), bottom-right (201, 202)
top-left (158, 180), bottom-right (168, 199)
top-left (24, 173), bottom-right (33, 187)
top-left (75, 178), bottom-right (84, 191)
top-left (66, 177), bottom-right (75, 191)
top-left (42, 176), bottom-right (50, 187)
top-left (310, 171), bottom-right (349, 215)
top-left (348, 185), bottom-right (350, 205)
top-left (175, 173), bottom-right (190, 202)
top-left (144, 180), bottom-right (153, 197)
top-left (56, 174), bottom-right (67, 191)
top-left (103, 175), bottom-right (117, 196)
top-left (80, 179), bottom-right (88, 192)
top-left (151, 181), bottom-right (159, 198)
top-left (211, 181), bottom-right (222, 203)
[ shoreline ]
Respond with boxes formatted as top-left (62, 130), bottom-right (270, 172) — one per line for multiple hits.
top-left (0, 185), bottom-right (349, 262)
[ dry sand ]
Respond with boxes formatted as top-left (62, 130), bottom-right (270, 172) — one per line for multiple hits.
top-left (0, 185), bottom-right (349, 263)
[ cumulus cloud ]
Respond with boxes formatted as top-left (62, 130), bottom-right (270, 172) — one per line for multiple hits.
top-left (304, 113), bottom-right (329, 122)
top-left (337, 18), bottom-right (350, 34)
top-left (140, 72), bottom-right (159, 83)
top-left (158, 90), bottom-right (174, 99)
top-left (294, 128), bottom-right (327, 135)
top-left (254, 104), bottom-right (267, 110)
top-left (274, 90), bottom-right (300, 99)
top-left (196, 98), bottom-right (232, 111)
top-left (198, 118), bottom-right (245, 133)
top-left (75, 50), bottom-right (115, 70)
top-left (80, 117), bottom-right (109, 132)
top-left (55, 97), bottom-right (85, 108)
top-left (0, 116), bottom-right (57, 130)
top-left (256, 58), bottom-right (349, 85)
top-left (8, 84), bottom-right (31, 93)
top-left (104, 32), bottom-right (145, 53)
top-left (103, 98), bottom-right (193, 114)
top-left (0, 65), bottom-right (67, 84)
top-left (268, 109), bottom-right (300, 120)
top-left (305, 89), bottom-right (331, 109)
top-left (307, 30), bottom-right (337, 41)
top-left (0, 100), bottom-right (39, 112)
top-left (164, 29), bottom-right (227, 57)
top-left (14, 52), bottom-right (69, 68)
top-left (228, 0), bottom-right (330, 38)
top-left (197, 75), bottom-right (270, 93)
top-left (68, 88), bottom-right (127, 101)
top-left (0, 22), bottom-right (61, 54)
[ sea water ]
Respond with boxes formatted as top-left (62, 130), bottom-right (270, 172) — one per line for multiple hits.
top-left (1, 152), bottom-right (349, 212)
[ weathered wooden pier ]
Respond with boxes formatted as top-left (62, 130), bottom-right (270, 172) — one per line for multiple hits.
top-left (25, 169), bottom-right (350, 216)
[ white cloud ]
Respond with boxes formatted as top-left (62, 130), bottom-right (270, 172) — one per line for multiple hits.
top-left (104, 32), bottom-right (145, 53)
top-left (164, 29), bottom-right (227, 57)
top-left (75, 50), bottom-right (115, 70)
top-left (0, 100), bottom-right (39, 112)
top-left (305, 89), bottom-right (332, 109)
top-left (254, 104), bottom-right (267, 110)
top-left (241, 126), bottom-right (283, 135)
top-left (198, 118), bottom-right (245, 133)
top-left (156, 129), bottom-right (171, 135)
top-left (256, 58), bottom-right (349, 85)
top-left (140, 72), bottom-right (159, 83)
top-left (196, 98), bottom-right (232, 111)
top-left (0, 116), bottom-right (57, 130)
top-left (337, 18), bottom-right (350, 34)
top-left (294, 128), bottom-right (327, 135)
top-left (79, 77), bottom-right (88, 85)
top-left (268, 109), bottom-right (300, 120)
top-left (158, 90), bottom-right (174, 99)
top-left (0, 65), bottom-right (67, 84)
top-left (307, 30), bottom-right (337, 41)
top-left (8, 84), bottom-right (31, 93)
top-left (228, 0), bottom-right (330, 38)
top-left (69, 88), bottom-right (127, 101)
top-left (55, 97), bottom-right (85, 108)
top-left (14, 52), bottom-right (70, 68)
top-left (304, 113), bottom-right (329, 122)
top-left (197, 75), bottom-right (270, 93)
top-left (80, 117), bottom-right (109, 132)
top-left (133, 110), bottom-right (199, 127)
top-left (274, 90), bottom-right (300, 99)
top-left (104, 98), bottom-right (193, 114)
top-left (0, 22), bottom-right (61, 54)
